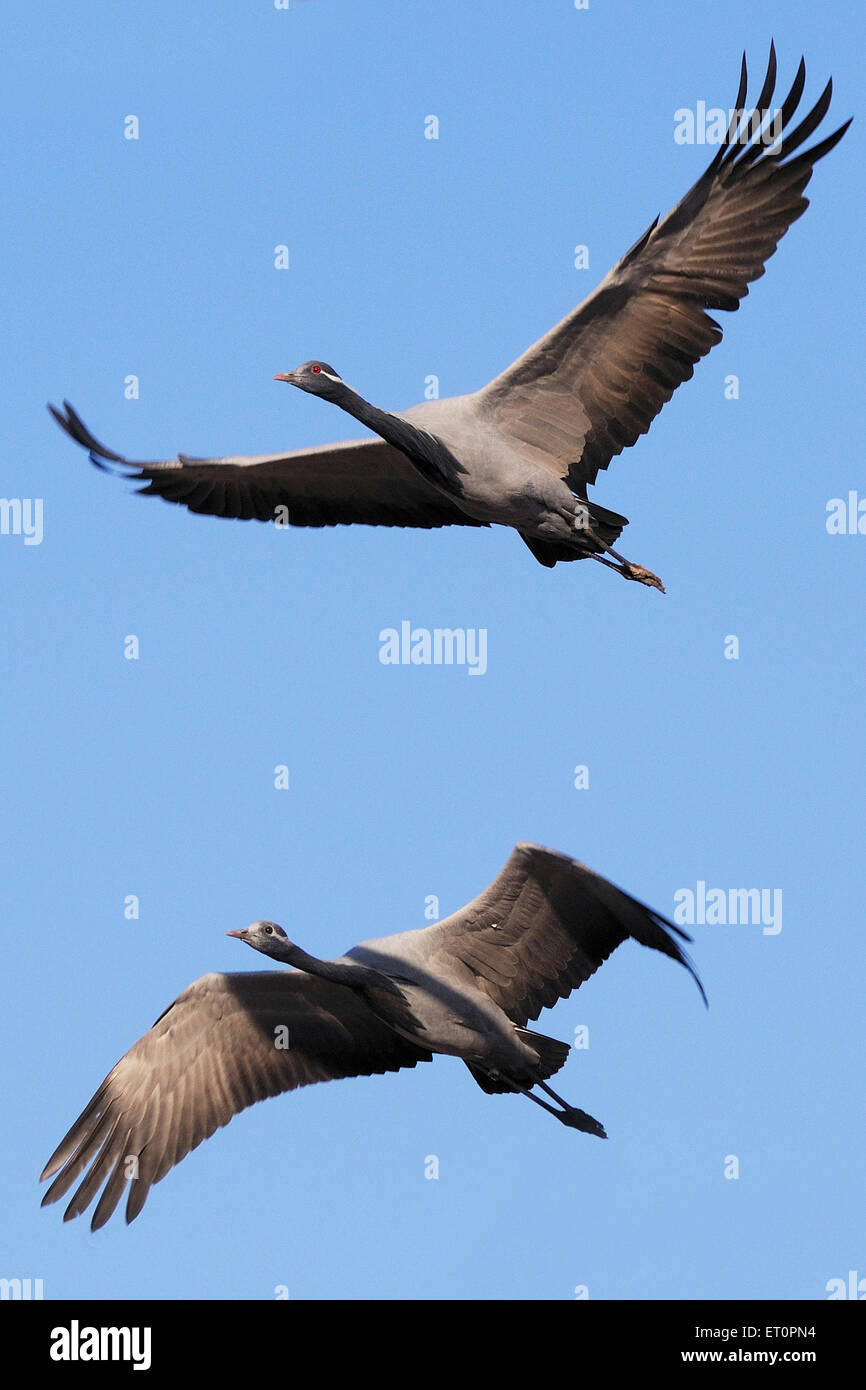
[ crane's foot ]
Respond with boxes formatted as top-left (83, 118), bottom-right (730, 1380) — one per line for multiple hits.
top-left (591, 552), bottom-right (666, 592)
top-left (533, 1080), bottom-right (607, 1137)
top-left (621, 562), bottom-right (665, 592)
top-left (515, 1081), bottom-right (607, 1137)
top-left (584, 527), bottom-right (665, 592)
top-left (557, 1105), bottom-right (607, 1138)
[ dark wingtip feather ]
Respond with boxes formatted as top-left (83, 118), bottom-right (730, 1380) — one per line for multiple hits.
top-left (688, 956), bottom-right (709, 1010)
top-left (731, 52), bottom-right (749, 133)
top-left (648, 911), bottom-right (708, 1009)
top-left (650, 917), bottom-right (711, 1006)
top-left (125, 1180), bottom-right (151, 1225)
top-left (783, 117), bottom-right (852, 173)
top-left (48, 400), bottom-right (133, 471)
top-left (752, 41), bottom-right (777, 118)
top-left (711, 48), bottom-right (848, 188)
top-left (773, 75), bottom-right (834, 160)
top-left (780, 57), bottom-right (807, 128)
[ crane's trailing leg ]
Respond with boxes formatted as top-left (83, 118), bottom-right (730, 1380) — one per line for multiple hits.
top-left (590, 552), bottom-right (665, 591)
top-left (512, 1080), bottom-right (607, 1138)
top-left (573, 502), bottom-right (665, 591)
top-left (538, 1079), bottom-right (607, 1136)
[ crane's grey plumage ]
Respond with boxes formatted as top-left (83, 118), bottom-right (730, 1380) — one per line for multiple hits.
top-left (49, 48), bottom-right (848, 590)
top-left (41, 844), bottom-right (705, 1230)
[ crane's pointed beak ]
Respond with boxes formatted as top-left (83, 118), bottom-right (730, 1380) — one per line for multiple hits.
top-left (273, 372), bottom-right (297, 384)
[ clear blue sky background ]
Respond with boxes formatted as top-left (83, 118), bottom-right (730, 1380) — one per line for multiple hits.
top-left (2, 0), bottom-right (863, 1301)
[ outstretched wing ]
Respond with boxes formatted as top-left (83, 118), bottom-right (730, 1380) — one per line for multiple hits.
top-left (40, 970), bottom-right (432, 1230)
top-left (49, 401), bottom-right (487, 530)
top-left (412, 843), bottom-right (705, 1026)
top-left (479, 45), bottom-right (850, 488)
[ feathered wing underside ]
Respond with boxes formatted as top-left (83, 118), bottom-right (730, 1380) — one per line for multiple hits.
top-left (48, 401), bottom-right (488, 530)
top-left (417, 843), bottom-right (705, 1026)
top-left (40, 970), bottom-right (431, 1230)
top-left (479, 45), bottom-right (850, 488)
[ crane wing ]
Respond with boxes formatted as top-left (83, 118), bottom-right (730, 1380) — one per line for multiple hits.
top-left (419, 843), bottom-right (705, 1026)
top-left (48, 401), bottom-right (487, 530)
top-left (478, 46), bottom-right (850, 488)
top-left (40, 970), bottom-right (431, 1230)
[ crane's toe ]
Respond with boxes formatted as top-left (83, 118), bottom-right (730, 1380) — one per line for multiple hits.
top-left (559, 1106), bottom-right (607, 1138)
top-left (621, 563), bottom-right (665, 593)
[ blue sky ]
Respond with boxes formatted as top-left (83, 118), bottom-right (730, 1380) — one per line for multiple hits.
top-left (2, 0), bottom-right (863, 1300)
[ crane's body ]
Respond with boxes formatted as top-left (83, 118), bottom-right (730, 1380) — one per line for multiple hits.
top-left (41, 843), bottom-right (705, 1230)
top-left (343, 930), bottom-right (546, 1074)
top-left (393, 396), bottom-right (606, 543)
top-left (49, 48), bottom-right (848, 592)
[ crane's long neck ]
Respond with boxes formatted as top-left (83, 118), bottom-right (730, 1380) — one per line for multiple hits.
top-left (275, 939), bottom-right (415, 1029)
top-left (331, 385), bottom-right (462, 492)
top-left (276, 941), bottom-right (383, 993)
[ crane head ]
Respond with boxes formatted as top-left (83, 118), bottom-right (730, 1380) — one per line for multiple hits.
top-left (226, 920), bottom-right (291, 958)
top-left (274, 361), bottom-right (345, 396)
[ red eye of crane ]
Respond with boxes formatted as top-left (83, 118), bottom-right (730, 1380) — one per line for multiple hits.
top-left (312, 364), bottom-right (321, 374)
